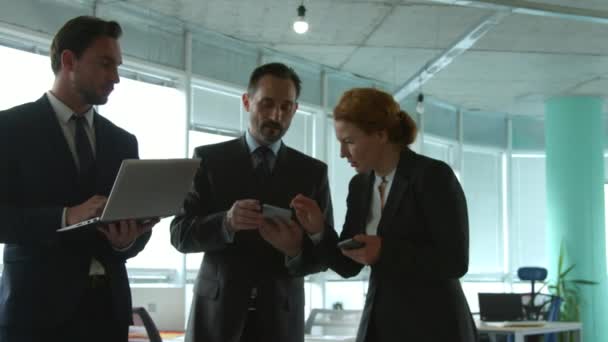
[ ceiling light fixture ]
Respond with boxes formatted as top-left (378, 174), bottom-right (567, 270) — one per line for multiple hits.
top-left (416, 93), bottom-right (425, 114)
top-left (293, 2), bottom-right (309, 34)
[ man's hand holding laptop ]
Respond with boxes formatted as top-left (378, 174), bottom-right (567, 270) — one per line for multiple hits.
top-left (66, 194), bottom-right (159, 249)
top-left (66, 195), bottom-right (107, 226)
top-left (57, 159), bottom-right (200, 243)
top-left (99, 218), bottom-right (159, 250)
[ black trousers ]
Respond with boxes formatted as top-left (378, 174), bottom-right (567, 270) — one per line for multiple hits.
top-left (0, 276), bottom-right (129, 342)
top-left (240, 310), bottom-right (260, 342)
top-left (364, 315), bottom-right (379, 342)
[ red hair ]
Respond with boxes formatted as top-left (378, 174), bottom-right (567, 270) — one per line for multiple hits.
top-left (333, 88), bottom-right (417, 146)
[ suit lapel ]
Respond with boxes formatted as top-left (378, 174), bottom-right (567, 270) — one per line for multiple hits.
top-left (35, 95), bottom-right (79, 185)
top-left (237, 135), bottom-right (254, 170)
top-left (93, 113), bottom-right (112, 170)
top-left (234, 136), bottom-right (259, 191)
top-left (356, 172), bottom-right (375, 234)
top-left (268, 142), bottom-right (288, 185)
top-left (376, 149), bottom-right (415, 236)
top-left (264, 142), bottom-right (298, 205)
top-left (93, 113), bottom-right (114, 193)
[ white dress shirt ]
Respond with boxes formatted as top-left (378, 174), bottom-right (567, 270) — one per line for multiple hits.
top-left (46, 91), bottom-right (105, 275)
top-left (365, 168), bottom-right (396, 236)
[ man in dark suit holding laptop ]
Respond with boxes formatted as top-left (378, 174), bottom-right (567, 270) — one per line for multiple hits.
top-left (170, 63), bottom-right (333, 342)
top-left (0, 16), bottom-right (156, 342)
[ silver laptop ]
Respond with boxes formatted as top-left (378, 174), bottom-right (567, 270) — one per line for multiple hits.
top-left (57, 158), bottom-right (200, 232)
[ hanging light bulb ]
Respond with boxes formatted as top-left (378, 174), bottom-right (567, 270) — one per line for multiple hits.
top-left (293, 4), bottom-right (309, 34)
top-left (416, 93), bottom-right (425, 114)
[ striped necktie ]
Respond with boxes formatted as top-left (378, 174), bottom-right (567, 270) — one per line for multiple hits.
top-left (253, 146), bottom-right (272, 182)
top-left (378, 176), bottom-right (388, 211)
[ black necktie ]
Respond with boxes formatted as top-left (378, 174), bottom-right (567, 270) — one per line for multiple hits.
top-left (72, 114), bottom-right (95, 178)
top-left (253, 146), bottom-right (273, 182)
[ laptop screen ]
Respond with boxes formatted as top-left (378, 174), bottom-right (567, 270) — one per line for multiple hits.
top-left (478, 293), bottom-right (524, 322)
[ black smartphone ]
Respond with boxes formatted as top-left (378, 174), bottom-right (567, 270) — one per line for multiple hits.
top-left (337, 238), bottom-right (365, 250)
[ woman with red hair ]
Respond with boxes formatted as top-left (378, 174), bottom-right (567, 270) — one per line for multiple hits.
top-left (292, 88), bottom-right (477, 341)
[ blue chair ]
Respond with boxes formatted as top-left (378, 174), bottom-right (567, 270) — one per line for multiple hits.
top-left (517, 267), bottom-right (561, 342)
top-left (518, 267), bottom-right (548, 320)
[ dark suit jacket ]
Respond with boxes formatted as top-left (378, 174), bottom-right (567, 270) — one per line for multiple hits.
top-left (0, 95), bottom-right (151, 328)
top-left (318, 148), bottom-right (477, 342)
top-left (170, 137), bottom-right (333, 342)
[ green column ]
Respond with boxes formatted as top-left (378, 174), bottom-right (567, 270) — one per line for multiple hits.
top-left (545, 96), bottom-right (606, 341)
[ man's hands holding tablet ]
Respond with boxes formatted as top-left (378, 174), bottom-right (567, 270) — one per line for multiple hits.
top-left (225, 199), bottom-right (302, 256)
top-left (225, 199), bottom-right (264, 232)
top-left (337, 238), bottom-right (365, 250)
top-left (258, 204), bottom-right (302, 257)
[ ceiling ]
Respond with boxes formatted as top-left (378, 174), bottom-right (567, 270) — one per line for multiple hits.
top-left (100, 0), bottom-right (608, 116)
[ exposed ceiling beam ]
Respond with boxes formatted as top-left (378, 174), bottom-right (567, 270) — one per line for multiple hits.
top-left (428, 0), bottom-right (608, 25)
top-left (393, 10), bottom-right (510, 101)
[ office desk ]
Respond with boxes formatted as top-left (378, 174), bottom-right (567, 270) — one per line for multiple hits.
top-left (134, 333), bottom-right (351, 342)
top-left (477, 321), bottom-right (582, 342)
top-left (305, 335), bottom-right (356, 342)
top-left (132, 333), bottom-right (352, 342)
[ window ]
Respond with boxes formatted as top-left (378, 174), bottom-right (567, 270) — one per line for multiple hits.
top-left (510, 155), bottom-right (547, 275)
top-left (0, 45), bottom-right (53, 111)
top-left (191, 85), bottom-right (242, 132)
top-left (283, 109), bottom-right (314, 156)
top-left (423, 137), bottom-right (453, 165)
top-left (304, 281), bottom-right (324, 320)
top-left (98, 75), bottom-right (186, 282)
top-left (188, 130), bottom-right (236, 156)
top-left (324, 280), bottom-right (367, 310)
top-left (327, 118), bottom-right (356, 234)
top-left (0, 45), bottom-right (55, 267)
top-left (462, 148), bottom-right (503, 276)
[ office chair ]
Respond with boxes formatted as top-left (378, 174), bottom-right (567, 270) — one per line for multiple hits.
top-left (131, 307), bottom-right (162, 342)
top-left (518, 267), bottom-right (548, 320)
top-left (518, 267), bottom-right (562, 342)
top-left (479, 267), bottom-right (562, 342)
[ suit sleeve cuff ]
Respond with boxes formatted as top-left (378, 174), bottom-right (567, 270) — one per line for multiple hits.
top-left (285, 252), bottom-right (303, 268)
top-left (61, 208), bottom-right (68, 228)
top-left (222, 214), bottom-right (235, 243)
top-left (113, 241), bottom-right (135, 252)
top-left (308, 231), bottom-right (323, 245)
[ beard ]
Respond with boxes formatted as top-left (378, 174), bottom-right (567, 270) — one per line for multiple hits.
top-left (79, 87), bottom-right (108, 106)
top-left (73, 77), bottom-right (111, 106)
top-left (258, 120), bottom-right (285, 143)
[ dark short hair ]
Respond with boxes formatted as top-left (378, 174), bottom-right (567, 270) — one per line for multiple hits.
top-left (50, 16), bottom-right (122, 74)
top-left (247, 62), bottom-right (302, 99)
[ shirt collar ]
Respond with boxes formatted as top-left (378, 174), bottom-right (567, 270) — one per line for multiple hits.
top-left (375, 167), bottom-right (397, 184)
top-left (46, 91), bottom-right (95, 128)
top-left (245, 129), bottom-right (281, 156)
